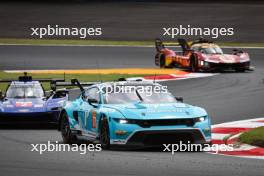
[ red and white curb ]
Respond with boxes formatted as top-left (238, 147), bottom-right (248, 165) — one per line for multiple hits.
top-left (126, 73), bottom-right (217, 82)
top-left (211, 118), bottom-right (264, 159)
top-left (4, 69), bottom-right (217, 82)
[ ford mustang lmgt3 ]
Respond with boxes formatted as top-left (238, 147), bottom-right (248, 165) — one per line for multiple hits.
top-left (155, 38), bottom-right (251, 72)
top-left (0, 73), bottom-right (68, 124)
top-left (58, 79), bottom-right (211, 149)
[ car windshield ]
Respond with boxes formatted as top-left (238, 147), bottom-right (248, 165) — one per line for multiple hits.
top-left (200, 47), bottom-right (223, 54)
top-left (103, 85), bottom-right (177, 104)
top-left (6, 84), bottom-right (44, 98)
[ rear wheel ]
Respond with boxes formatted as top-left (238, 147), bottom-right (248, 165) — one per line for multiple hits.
top-left (159, 54), bottom-right (166, 68)
top-left (60, 112), bottom-right (76, 144)
top-left (99, 119), bottom-right (110, 150)
top-left (190, 55), bottom-right (198, 72)
top-left (155, 53), bottom-right (160, 66)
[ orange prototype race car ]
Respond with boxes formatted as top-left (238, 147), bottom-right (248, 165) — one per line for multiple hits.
top-left (154, 38), bottom-right (251, 72)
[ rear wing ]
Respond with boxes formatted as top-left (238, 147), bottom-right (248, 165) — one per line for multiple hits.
top-left (0, 72), bottom-right (67, 94)
top-left (0, 78), bottom-right (65, 83)
top-left (155, 38), bottom-right (165, 52)
top-left (177, 38), bottom-right (191, 53)
top-left (155, 38), bottom-right (191, 53)
top-left (0, 72), bottom-right (65, 83)
top-left (155, 38), bottom-right (214, 53)
top-left (191, 38), bottom-right (212, 45)
top-left (51, 79), bottom-right (98, 93)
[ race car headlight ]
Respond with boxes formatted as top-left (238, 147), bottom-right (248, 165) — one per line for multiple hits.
top-left (113, 118), bottom-right (129, 124)
top-left (239, 55), bottom-right (250, 62)
top-left (120, 120), bottom-right (128, 124)
top-left (198, 117), bottom-right (205, 122)
top-left (195, 116), bottom-right (206, 122)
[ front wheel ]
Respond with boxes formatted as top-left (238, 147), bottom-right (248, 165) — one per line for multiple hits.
top-left (60, 112), bottom-right (76, 144)
top-left (99, 119), bottom-right (111, 150)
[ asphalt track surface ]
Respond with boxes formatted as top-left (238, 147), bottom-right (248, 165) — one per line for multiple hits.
top-left (0, 45), bottom-right (264, 176)
top-left (1, 2), bottom-right (264, 42)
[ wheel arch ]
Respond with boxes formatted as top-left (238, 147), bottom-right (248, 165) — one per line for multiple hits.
top-left (58, 109), bottom-right (67, 131)
top-left (190, 53), bottom-right (197, 62)
top-left (98, 113), bottom-right (108, 132)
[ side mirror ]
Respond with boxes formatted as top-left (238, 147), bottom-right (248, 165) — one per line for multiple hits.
top-left (175, 96), bottom-right (183, 102)
top-left (88, 98), bottom-right (99, 107)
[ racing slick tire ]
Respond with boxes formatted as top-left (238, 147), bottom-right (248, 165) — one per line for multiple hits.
top-left (99, 118), bottom-right (111, 150)
top-left (159, 54), bottom-right (166, 68)
top-left (190, 55), bottom-right (199, 72)
top-left (60, 112), bottom-right (76, 144)
top-left (159, 54), bottom-right (173, 68)
top-left (155, 53), bottom-right (160, 66)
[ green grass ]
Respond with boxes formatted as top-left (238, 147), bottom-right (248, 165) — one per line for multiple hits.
top-left (239, 127), bottom-right (264, 148)
top-left (0, 71), bottom-right (151, 92)
top-left (1, 38), bottom-right (264, 47)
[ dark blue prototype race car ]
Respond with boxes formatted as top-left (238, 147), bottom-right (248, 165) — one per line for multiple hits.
top-left (0, 73), bottom-right (68, 124)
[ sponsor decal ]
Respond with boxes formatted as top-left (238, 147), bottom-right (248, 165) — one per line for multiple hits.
top-left (92, 110), bottom-right (97, 128)
top-left (15, 102), bottom-right (32, 107)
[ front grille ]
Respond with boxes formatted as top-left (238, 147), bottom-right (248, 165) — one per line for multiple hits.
top-left (143, 132), bottom-right (194, 145)
top-left (127, 129), bottom-right (205, 146)
top-left (208, 62), bottom-right (250, 69)
top-left (129, 118), bottom-right (196, 128)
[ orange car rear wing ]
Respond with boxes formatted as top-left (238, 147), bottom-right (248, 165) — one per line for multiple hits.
top-left (155, 38), bottom-right (191, 53)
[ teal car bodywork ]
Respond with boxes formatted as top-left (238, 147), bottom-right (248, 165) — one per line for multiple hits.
top-left (58, 81), bottom-right (211, 148)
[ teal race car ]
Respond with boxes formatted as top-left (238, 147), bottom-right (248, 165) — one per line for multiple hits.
top-left (58, 79), bottom-right (211, 149)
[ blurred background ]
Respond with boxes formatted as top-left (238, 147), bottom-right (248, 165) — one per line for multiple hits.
top-left (0, 0), bottom-right (263, 42)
